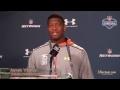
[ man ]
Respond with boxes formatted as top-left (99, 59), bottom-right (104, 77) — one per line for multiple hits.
top-left (28, 12), bottom-right (94, 79)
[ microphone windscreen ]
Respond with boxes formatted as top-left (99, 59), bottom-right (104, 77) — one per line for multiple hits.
top-left (50, 44), bottom-right (60, 57)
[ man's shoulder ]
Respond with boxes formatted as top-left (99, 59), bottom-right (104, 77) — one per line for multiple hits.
top-left (71, 44), bottom-right (84, 51)
top-left (34, 42), bottom-right (49, 51)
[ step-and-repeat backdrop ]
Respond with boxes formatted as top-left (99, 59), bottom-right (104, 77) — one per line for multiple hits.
top-left (0, 11), bottom-right (120, 79)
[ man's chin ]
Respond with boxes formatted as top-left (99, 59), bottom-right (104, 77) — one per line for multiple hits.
top-left (54, 38), bottom-right (59, 41)
top-left (51, 37), bottom-right (59, 41)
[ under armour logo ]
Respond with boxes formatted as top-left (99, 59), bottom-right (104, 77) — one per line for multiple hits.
top-left (64, 19), bottom-right (76, 25)
top-left (25, 49), bottom-right (34, 55)
top-left (64, 57), bottom-right (70, 60)
top-left (64, 18), bottom-right (77, 27)
top-left (0, 55), bottom-right (2, 58)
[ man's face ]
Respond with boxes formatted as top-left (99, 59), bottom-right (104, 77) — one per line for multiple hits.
top-left (48, 18), bottom-right (66, 41)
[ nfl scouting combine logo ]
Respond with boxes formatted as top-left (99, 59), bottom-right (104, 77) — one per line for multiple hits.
top-left (102, 16), bottom-right (117, 29)
top-left (21, 19), bottom-right (41, 28)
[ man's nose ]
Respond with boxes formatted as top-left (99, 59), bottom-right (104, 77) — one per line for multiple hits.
top-left (52, 25), bottom-right (58, 30)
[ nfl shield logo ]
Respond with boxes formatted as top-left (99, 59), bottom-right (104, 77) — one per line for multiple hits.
top-left (107, 49), bottom-right (112, 54)
top-left (29, 19), bottom-right (33, 24)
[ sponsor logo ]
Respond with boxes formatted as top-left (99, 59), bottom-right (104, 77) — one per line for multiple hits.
top-left (0, 55), bottom-right (3, 58)
top-left (21, 19), bottom-right (41, 28)
top-left (99, 49), bottom-right (120, 57)
top-left (23, 48), bottom-right (35, 58)
top-left (98, 70), bottom-right (116, 75)
top-left (102, 16), bottom-right (117, 29)
top-left (64, 18), bottom-right (77, 27)
top-left (64, 57), bottom-right (70, 60)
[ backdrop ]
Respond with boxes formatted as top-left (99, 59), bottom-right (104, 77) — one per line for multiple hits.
top-left (0, 11), bottom-right (120, 79)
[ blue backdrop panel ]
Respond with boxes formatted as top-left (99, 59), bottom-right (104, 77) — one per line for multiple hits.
top-left (0, 11), bottom-right (120, 79)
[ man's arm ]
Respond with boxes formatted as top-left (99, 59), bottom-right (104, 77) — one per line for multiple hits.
top-left (27, 52), bottom-right (36, 69)
top-left (79, 50), bottom-right (94, 79)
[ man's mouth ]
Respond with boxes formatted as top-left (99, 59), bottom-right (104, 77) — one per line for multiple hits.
top-left (52, 32), bottom-right (58, 36)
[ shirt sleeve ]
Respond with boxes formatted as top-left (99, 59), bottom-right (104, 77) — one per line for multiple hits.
top-left (79, 49), bottom-right (94, 79)
top-left (27, 52), bottom-right (36, 69)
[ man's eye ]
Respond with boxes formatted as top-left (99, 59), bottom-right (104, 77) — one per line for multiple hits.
top-left (56, 24), bottom-right (61, 26)
top-left (48, 24), bottom-right (53, 27)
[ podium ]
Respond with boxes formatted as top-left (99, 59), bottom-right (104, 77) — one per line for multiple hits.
top-left (0, 68), bottom-right (11, 79)
top-left (0, 68), bottom-right (72, 79)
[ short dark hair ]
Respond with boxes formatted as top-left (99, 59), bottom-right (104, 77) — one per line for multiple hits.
top-left (47, 12), bottom-right (65, 25)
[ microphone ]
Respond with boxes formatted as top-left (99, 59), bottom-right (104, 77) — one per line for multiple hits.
top-left (49, 44), bottom-right (60, 76)
top-left (50, 44), bottom-right (60, 57)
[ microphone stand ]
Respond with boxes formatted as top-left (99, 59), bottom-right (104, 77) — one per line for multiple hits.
top-left (49, 55), bottom-right (54, 77)
top-left (49, 44), bottom-right (60, 79)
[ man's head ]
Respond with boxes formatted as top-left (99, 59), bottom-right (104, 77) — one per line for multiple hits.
top-left (47, 12), bottom-right (66, 42)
